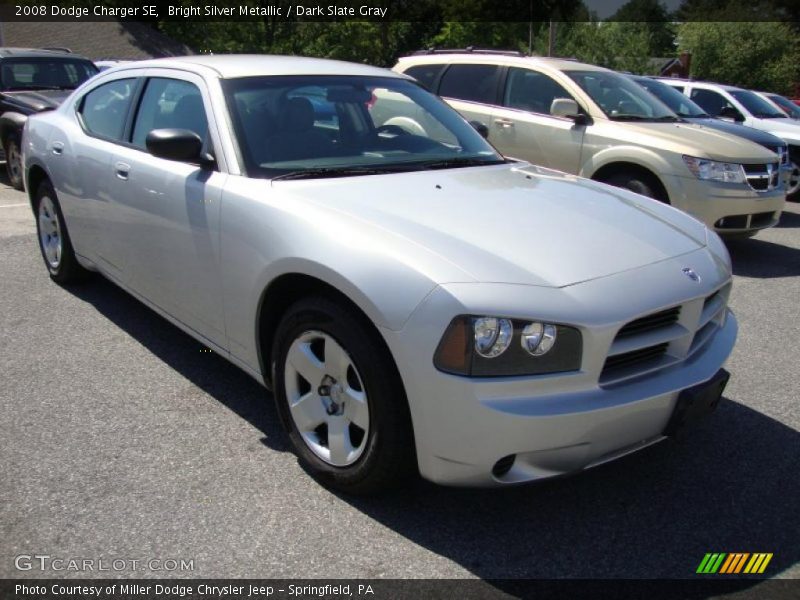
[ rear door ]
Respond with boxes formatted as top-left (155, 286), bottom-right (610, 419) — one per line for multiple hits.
top-left (437, 63), bottom-right (501, 139)
top-left (491, 66), bottom-right (585, 172)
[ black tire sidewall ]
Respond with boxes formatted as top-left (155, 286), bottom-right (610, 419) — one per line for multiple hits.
top-left (607, 174), bottom-right (657, 200)
top-left (5, 134), bottom-right (23, 190)
top-left (272, 297), bottom-right (414, 493)
top-left (33, 179), bottom-right (85, 283)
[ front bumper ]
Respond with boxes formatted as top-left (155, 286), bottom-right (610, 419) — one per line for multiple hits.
top-left (383, 250), bottom-right (736, 486)
top-left (663, 174), bottom-right (785, 236)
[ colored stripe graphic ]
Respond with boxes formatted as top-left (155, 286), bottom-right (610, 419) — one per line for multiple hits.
top-left (744, 553), bottom-right (773, 574)
top-left (697, 553), bottom-right (727, 573)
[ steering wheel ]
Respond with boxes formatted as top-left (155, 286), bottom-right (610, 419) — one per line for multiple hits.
top-left (375, 124), bottom-right (410, 136)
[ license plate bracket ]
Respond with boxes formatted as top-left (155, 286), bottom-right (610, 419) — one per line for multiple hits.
top-left (663, 368), bottom-right (729, 437)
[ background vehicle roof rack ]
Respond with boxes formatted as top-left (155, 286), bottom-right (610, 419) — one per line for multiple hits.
top-left (40, 47), bottom-right (72, 53)
top-left (412, 47), bottom-right (528, 57)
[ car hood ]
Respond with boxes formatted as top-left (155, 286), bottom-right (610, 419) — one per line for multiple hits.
top-left (1, 89), bottom-right (71, 112)
top-left (754, 117), bottom-right (800, 143)
top-left (686, 117), bottom-right (785, 149)
top-left (276, 163), bottom-right (707, 288)
top-left (605, 121), bottom-right (777, 163)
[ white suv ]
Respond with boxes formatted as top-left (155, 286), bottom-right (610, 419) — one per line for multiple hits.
top-left (394, 52), bottom-right (786, 237)
top-left (657, 78), bottom-right (800, 200)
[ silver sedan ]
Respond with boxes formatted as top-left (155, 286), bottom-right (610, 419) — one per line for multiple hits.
top-left (22, 55), bottom-right (737, 492)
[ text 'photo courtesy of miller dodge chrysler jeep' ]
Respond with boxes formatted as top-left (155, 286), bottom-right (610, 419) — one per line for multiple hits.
top-left (22, 55), bottom-right (737, 493)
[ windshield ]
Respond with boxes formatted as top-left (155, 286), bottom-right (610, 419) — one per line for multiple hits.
top-left (729, 90), bottom-right (785, 118)
top-left (633, 77), bottom-right (708, 118)
top-left (0, 58), bottom-right (98, 91)
top-left (566, 70), bottom-right (678, 121)
top-left (767, 94), bottom-right (800, 118)
top-left (223, 75), bottom-right (504, 179)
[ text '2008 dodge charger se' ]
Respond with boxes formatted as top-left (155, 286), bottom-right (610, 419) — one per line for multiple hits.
top-left (23, 55), bottom-right (737, 493)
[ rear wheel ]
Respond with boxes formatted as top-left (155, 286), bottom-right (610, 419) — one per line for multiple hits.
top-left (603, 172), bottom-right (668, 203)
top-left (4, 134), bottom-right (24, 191)
top-left (34, 179), bottom-right (89, 283)
top-left (272, 296), bottom-right (416, 494)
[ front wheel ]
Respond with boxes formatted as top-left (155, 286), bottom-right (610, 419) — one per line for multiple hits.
top-left (272, 296), bottom-right (416, 494)
top-left (4, 134), bottom-right (24, 190)
top-left (34, 180), bottom-right (89, 283)
top-left (603, 172), bottom-right (668, 203)
top-left (785, 159), bottom-right (800, 201)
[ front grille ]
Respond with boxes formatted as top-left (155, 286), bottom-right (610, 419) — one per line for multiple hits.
top-left (603, 343), bottom-right (668, 373)
top-left (743, 162), bottom-right (780, 191)
top-left (615, 306), bottom-right (680, 339)
top-left (751, 211), bottom-right (776, 228)
top-left (714, 212), bottom-right (776, 230)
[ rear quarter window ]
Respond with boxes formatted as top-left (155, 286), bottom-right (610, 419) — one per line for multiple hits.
top-left (402, 64), bottom-right (445, 92)
top-left (438, 64), bottom-right (501, 105)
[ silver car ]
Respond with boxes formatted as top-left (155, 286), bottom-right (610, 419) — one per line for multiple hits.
top-left (23, 55), bottom-right (737, 492)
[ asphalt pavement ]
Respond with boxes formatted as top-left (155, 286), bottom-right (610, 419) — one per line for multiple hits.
top-left (1, 176), bottom-right (798, 586)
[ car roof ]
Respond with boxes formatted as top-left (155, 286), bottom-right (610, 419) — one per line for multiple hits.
top-left (111, 54), bottom-right (407, 80)
top-left (397, 53), bottom-right (609, 73)
top-left (652, 77), bottom-right (745, 93)
top-left (0, 47), bottom-right (92, 60)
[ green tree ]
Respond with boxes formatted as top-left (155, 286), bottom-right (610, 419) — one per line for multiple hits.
top-left (608, 0), bottom-right (676, 55)
top-left (557, 21), bottom-right (657, 73)
top-left (677, 21), bottom-right (800, 93)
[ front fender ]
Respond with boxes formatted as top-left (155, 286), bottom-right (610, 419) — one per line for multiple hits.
top-left (580, 145), bottom-right (675, 180)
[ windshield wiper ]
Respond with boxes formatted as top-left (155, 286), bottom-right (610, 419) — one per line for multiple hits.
top-left (271, 166), bottom-right (404, 181)
top-left (416, 156), bottom-right (506, 170)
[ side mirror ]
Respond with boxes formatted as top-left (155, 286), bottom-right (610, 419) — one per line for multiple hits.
top-left (550, 98), bottom-right (585, 123)
top-left (719, 106), bottom-right (744, 122)
top-left (469, 120), bottom-right (489, 139)
top-left (146, 128), bottom-right (207, 164)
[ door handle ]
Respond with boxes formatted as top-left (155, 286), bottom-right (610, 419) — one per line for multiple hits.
top-left (51, 141), bottom-right (64, 155)
top-left (114, 161), bottom-right (130, 180)
top-left (494, 118), bottom-right (514, 129)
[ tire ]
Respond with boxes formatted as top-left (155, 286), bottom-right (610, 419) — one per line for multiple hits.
top-left (272, 296), bottom-right (416, 494)
top-left (785, 153), bottom-right (800, 201)
top-left (34, 179), bottom-right (90, 284)
top-left (4, 133), bottom-right (24, 191)
top-left (604, 172), bottom-right (668, 203)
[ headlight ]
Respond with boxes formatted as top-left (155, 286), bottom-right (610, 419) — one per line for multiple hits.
top-left (683, 155), bottom-right (746, 184)
top-left (434, 315), bottom-right (582, 377)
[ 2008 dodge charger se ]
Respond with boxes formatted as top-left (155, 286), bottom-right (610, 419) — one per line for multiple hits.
top-left (22, 55), bottom-right (737, 493)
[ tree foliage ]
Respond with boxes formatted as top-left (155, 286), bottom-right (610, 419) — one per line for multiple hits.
top-left (556, 21), bottom-right (658, 74)
top-left (677, 21), bottom-right (800, 93)
top-left (608, 0), bottom-right (675, 55)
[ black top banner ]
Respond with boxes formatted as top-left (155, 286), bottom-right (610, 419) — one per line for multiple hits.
top-left (0, 0), bottom-right (798, 22)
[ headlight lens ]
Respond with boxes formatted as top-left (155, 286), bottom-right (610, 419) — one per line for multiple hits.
top-left (683, 155), bottom-right (746, 184)
top-left (474, 317), bottom-right (513, 358)
top-left (521, 322), bottom-right (557, 356)
top-left (434, 316), bottom-right (582, 377)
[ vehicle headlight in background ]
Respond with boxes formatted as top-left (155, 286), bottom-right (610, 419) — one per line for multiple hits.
top-left (434, 316), bottom-right (582, 377)
top-left (683, 155), bottom-right (746, 184)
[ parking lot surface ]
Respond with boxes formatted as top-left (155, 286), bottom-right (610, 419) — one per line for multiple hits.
top-left (1, 177), bottom-right (798, 584)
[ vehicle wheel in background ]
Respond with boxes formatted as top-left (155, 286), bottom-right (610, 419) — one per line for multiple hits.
top-left (603, 172), bottom-right (669, 204)
top-left (785, 150), bottom-right (800, 201)
top-left (4, 134), bottom-right (24, 190)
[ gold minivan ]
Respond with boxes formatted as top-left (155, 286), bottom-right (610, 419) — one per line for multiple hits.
top-left (393, 51), bottom-right (785, 237)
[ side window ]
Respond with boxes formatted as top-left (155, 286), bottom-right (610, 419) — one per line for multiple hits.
top-left (132, 78), bottom-right (208, 148)
top-left (78, 78), bottom-right (136, 141)
top-left (503, 67), bottom-right (575, 115)
top-left (403, 64), bottom-right (445, 92)
top-left (439, 64), bottom-right (500, 105)
top-left (690, 88), bottom-right (733, 117)
top-left (672, 85), bottom-right (685, 93)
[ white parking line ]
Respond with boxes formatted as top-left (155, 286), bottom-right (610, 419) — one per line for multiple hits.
top-left (0, 203), bottom-right (27, 208)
